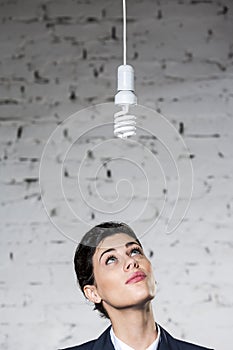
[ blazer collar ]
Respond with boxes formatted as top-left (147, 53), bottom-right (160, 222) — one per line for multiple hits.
top-left (92, 326), bottom-right (114, 350)
top-left (92, 324), bottom-right (173, 350)
top-left (158, 326), bottom-right (174, 350)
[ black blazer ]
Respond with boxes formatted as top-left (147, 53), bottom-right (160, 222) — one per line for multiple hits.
top-left (61, 325), bottom-right (213, 350)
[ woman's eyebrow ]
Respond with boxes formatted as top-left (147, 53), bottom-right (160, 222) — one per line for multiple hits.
top-left (125, 241), bottom-right (139, 248)
top-left (99, 248), bottom-right (115, 262)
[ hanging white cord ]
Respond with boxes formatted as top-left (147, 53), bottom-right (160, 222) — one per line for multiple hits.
top-left (123, 0), bottom-right (127, 65)
top-left (114, 0), bottom-right (137, 138)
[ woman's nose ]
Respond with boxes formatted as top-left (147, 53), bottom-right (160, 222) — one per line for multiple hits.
top-left (124, 256), bottom-right (139, 270)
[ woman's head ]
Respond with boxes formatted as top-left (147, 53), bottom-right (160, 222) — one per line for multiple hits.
top-left (74, 222), bottom-right (155, 318)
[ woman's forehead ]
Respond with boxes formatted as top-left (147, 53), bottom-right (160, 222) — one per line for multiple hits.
top-left (96, 233), bottom-right (138, 250)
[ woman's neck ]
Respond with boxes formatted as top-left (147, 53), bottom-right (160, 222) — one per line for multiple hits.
top-left (108, 302), bottom-right (157, 350)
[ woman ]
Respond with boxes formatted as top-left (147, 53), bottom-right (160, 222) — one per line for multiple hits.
top-left (61, 222), bottom-right (213, 350)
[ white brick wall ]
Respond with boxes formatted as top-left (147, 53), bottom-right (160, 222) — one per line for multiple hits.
top-left (0, 0), bottom-right (232, 349)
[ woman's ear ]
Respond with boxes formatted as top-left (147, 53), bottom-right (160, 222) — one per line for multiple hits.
top-left (83, 285), bottom-right (102, 304)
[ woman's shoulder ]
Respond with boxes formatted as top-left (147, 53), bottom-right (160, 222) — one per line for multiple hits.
top-left (59, 325), bottom-right (112, 350)
top-left (59, 339), bottom-right (96, 350)
top-left (174, 338), bottom-right (213, 350)
top-left (161, 326), bottom-right (214, 350)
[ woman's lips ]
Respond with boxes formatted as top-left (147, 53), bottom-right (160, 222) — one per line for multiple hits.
top-left (126, 271), bottom-right (146, 284)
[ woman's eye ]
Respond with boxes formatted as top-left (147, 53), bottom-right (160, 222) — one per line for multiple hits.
top-left (105, 256), bottom-right (117, 265)
top-left (130, 248), bottom-right (142, 256)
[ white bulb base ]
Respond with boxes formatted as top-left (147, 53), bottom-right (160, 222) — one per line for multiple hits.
top-left (115, 90), bottom-right (137, 105)
top-left (114, 64), bottom-right (137, 106)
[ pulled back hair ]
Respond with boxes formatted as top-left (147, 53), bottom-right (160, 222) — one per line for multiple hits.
top-left (74, 222), bottom-right (141, 319)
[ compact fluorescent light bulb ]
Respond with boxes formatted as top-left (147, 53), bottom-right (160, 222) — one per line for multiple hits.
top-left (114, 64), bottom-right (137, 139)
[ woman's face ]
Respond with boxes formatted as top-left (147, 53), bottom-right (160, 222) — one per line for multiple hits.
top-left (86, 233), bottom-right (156, 313)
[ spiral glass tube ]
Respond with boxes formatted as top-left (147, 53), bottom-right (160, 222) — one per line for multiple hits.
top-left (114, 105), bottom-right (136, 138)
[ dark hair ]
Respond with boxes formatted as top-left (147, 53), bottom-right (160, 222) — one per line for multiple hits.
top-left (74, 221), bottom-right (141, 318)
